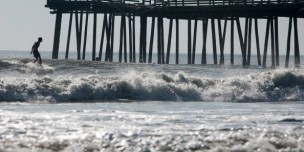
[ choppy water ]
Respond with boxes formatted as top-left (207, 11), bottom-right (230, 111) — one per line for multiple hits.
top-left (1, 50), bottom-right (304, 151)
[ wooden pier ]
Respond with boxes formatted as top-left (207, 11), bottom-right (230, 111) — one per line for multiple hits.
top-left (46, 0), bottom-right (304, 66)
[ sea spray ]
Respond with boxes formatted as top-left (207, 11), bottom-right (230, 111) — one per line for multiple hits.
top-left (1, 58), bottom-right (304, 102)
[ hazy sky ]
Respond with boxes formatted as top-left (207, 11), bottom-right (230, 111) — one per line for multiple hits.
top-left (0, 0), bottom-right (54, 52)
top-left (0, 0), bottom-right (303, 57)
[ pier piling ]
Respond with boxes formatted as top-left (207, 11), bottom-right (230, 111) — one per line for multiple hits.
top-left (46, 0), bottom-right (304, 67)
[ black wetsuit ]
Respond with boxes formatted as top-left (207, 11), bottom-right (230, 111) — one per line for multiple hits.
top-left (33, 42), bottom-right (41, 58)
top-left (33, 50), bottom-right (40, 58)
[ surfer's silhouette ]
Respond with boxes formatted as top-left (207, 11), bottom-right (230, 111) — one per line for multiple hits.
top-left (31, 37), bottom-right (42, 65)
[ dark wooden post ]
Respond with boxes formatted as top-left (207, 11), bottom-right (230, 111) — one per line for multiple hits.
top-left (92, 13), bottom-right (97, 61)
top-left (294, 17), bottom-right (300, 66)
top-left (75, 12), bottom-right (81, 60)
top-left (65, 12), bottom-right (73, 59)
top-left (236, 18), bottom-right (246, 65)
top-left (285, 17), bottom-right (292, 67)
top-left (246, 18), bottom-right (252, 65)
top-left (139, 16), bottom-right (147, 63)
top-left (52, 12), bottom-right (62, 59)
top-left (99, 13), bottom-right (107, 61)
top-left (176, 19), bottom-right (179, 64)
top-left (188, 19), bottom-right (192, 64)
top-left (192, 19), bottom-right (198, 64)
top-left (105, 14), bottom-right (111, 61)
top-left (262, 18), bottom-right (271, 67)
top-left (166, 19), bottom-right (173, 64)
top-left (218, 19), bottom-right (226, 65)
top-left (230, 18), bottom-right (234, 64)
top-left (132, 15), bottom-right (136, 63)
top-left (274, 16), bottom-right (279, 66)
top-left (110, 14), bottom-right (115, 62)
top-left (254, 18), bottom-right (261, 65)
top-left (211, 18), bottom-right (217, 64)
top-left (157, 17), bottom-right (161, 64)
top-left (119, 16), bottom-right (124, 62)
top-left (128, 15), bottom-right (133, 63)
top-left (243, 17), bottom-right (249, 65)
top-left (143, 16), bottom-right (147, 63)
top-left (160, 17), bottom-right (165, 64)
top-left (82, 13), bottom-right (89, 60)
top-left (123, 15), bottom-right (127, 63)
top-left (148, 17), bottom-right (155, 63)
top-left (270, 17), bottom-right (275, 67)
top-left (202, 18), bottom-right (208, 64)
top-left (139, 16), bottom-right (143, 63)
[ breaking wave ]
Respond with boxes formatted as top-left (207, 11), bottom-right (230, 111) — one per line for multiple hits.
top-left (1, 58), bottom-right (304, 102)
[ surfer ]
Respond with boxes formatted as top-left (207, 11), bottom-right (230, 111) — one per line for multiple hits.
top-left (31, 37), bottom-right (42, 65)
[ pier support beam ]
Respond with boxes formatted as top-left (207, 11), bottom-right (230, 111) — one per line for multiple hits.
top-left (82, 12), bottom-right (89, 60)
top-left (192, 19), bottom-right (198, 64)
top-left (285, 17), bottom-right (292, 67)
top-left (211, 18), bottom-right (217, 64)
top-left (128, 15), bottom-right (133, 63)
top-left (201, 18), bottom-right (208, 64)
top-left (98, 13), bottom-right (107, 61)
top-left (230, 18), bottom-right (234, 64)
top-left (246, 18), bottom-right (252, 65)
top-left (157, 17), bottom-right (164, 64)
top-left (294, 17), bottom-right (300, 66)
top-left (218, 19), bottom-right (227, 65)
top-left (166, 19), bottom-right (173, 64)
top-left (52, 12), bottom-right (62, 59)
top-left (236, 18), bottom-right (246, 65)
top-left (254, 18), bottom-right (261, 65)
top-left (262, 18), bottom-right (271, 67)
top-left (132, 15), bottom-right (136, 63)
top-left (92, 13), bottom-right (97, 61)
top-left (176, 19), bottom-right (179, 64)
top-left (139, 16), bottom-right (147, 63)
top-left (274, 17), bottom-right (279, 66)
top-left (188, 19), bottom-right (192, 64)
top-left (270, 17), bottom-right (275, 67)
top-left (75, 11), bottom-right (83, 60)
top-left (148, 17), bottom-right (155, 63)
top-left (65, 12), bottom-right (73, 59)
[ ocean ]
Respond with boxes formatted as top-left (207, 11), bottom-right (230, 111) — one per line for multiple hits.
top-left (1, 50), bottom-right (304, 151)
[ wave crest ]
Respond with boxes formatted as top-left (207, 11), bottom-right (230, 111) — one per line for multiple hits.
top-left (1, 68), bottom-right (304, 102)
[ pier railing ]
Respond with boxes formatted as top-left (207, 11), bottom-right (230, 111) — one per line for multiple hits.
top-left (47, 0), bottom-right (304, 6)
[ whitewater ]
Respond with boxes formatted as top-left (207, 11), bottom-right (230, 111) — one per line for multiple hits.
top-left (1, 51), bottom-right (304, 151)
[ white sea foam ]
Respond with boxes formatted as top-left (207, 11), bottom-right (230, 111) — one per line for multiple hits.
top-left (1, 58), bottom-right (304, 102)
top-left (0, 102), bottom-right (304, 152)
